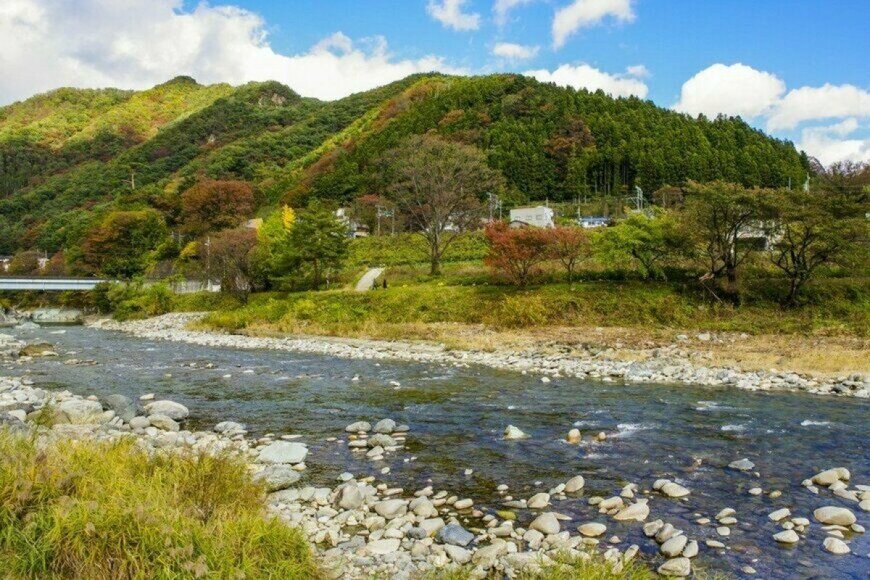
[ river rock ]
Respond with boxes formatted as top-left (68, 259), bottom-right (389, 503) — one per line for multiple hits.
top-left (258, 441), bottom-right (308, 464)
top-left (143, 400), bottom-right (189, 421)
top-left (654, 479), bottom-right (690, 498)
top-left (643, 520), bottom-right (664, 537)
top-left (566, 428), bottom-right (581, 444)
top-left (823, 537), bottom-right (850, 555)
top-left (57, 399), bottom-right (104, 424)
top-left (214, 421), bottom-right (246, 435)
top-left (453, 498), bottom-right (473, 510)
top-left (366, 539), bottom-right (400, 555)
top-left (30, 308), bottom-right (82, 325)
top-left (658, 557), bottom-right (692, 577)
top-left (255, 465), bottom-right (301, 491)
top-left (503, 425), bottom-right (528, 440)
top-left (660, 534), bottom-right (688, 557)
top-left (728, 458), bottom-right (755, 471)
top-left (374, 499), bottom-right (407, 519)
top-left (103, 394), bottom-right (137, 422)
top-left (773, 530), bottom-right (799, 544)
top-left (768, 508), bottom-right (790, 521)
top-left (437, 524), bottom-right (474, 547)
top-left (345, 421), bottom-right (371, 433)
top-left (613, 501), bottom-right (650, 522)
top-left (419, 517), bottom-right (445, 537)
top-left (529, 512), bottom-right (559, 535)
top-left (527, 493), bottom-right (550, 509)
top-left (337, 483), bottom-right (364, 509)
top-left (129, 416), bottom-right (150, 429)
top-left (367, 433), bottom-right (396, 447)
top-left (564, 475), bottom-right (585, 492)
top-left (148, 414), bottom-right (179, 432)
top-left (814, 506), bottom-right (856, 526)
top-left (443, 544), bottom-right (472, 564)
top-left (373, 418), bottom-right (396, 433)
top-left (578, 522), bottom-right (606, 537)
top-left (682, 540), bottom-right (699, 558)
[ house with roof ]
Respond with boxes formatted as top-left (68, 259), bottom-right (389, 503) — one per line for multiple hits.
top-left (509, 205), bottom-right (555, 228)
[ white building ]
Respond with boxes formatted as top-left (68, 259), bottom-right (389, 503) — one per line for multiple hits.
top-left (578, 216), bottom-right (610, 229)
top-left (509, 206), bottom-right (554, 228)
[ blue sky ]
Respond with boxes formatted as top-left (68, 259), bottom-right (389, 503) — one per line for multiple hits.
top-left (2, 0), bottom-right (868, 164)
top-left (240, 0), bottom-right (868, 105)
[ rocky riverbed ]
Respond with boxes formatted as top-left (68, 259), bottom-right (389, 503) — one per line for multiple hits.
top-left (1, 368), bottom-right (867, 579)
top-left (95, 313), bottom-right (868, 398)
top-left (3, 321), bottom-right (869, 578)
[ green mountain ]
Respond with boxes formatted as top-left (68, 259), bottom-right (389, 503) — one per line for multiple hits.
top-left (0, 73), bottom-right (809, 257)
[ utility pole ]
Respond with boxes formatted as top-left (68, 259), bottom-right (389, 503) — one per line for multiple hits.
top-left (205, 236), bottom-right (211, 290)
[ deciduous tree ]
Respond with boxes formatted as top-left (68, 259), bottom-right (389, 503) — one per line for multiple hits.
top-left (205, 227), bottom-right (257, 300)
top-left (683, 181), bottom-right (762, 301)
top-left (545, 226), bottom-right (591, 285)
top-left (382, 135), bottom-right (505, 275)
top-left (597, 210), bottom-right (691, 280)
top-left (767, 188), bottom-right (868, 306)
top-left (484, 222), bottom-right (551, 287)
top-left (81, 210), bottom-right (168, 278)
top-left (180, 179), bottom-right (255, 235)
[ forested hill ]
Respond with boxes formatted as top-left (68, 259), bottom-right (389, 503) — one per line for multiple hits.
top-left (0, 73), bottom-right (809, 256)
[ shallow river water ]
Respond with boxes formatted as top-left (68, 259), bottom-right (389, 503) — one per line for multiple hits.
top-left (7, 325), bottom-right (869, 578)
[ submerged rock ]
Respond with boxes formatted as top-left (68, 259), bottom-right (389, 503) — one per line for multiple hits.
top-left (728, 458), bottom-right (755, 471)
top-left (503, 425), bottom-right (528, 440)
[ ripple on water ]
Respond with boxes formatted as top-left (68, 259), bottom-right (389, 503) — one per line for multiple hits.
top-left (612, 422), bottom-right (658, 437)
top-left (800, 419), bottom-right (831, 426)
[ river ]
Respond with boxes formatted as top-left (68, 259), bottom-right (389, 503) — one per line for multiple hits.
top-left (6, 325), bottom-right (868, 578)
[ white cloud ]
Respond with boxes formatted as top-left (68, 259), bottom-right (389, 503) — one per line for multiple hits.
top-left (492, 42), bottom-right (540, 60)
top-left (626, 64), bottom-right (649, 78)
top-left (767, 84), bottom-right (870, 131)
top-left (673, 62), bottom-right (870, 164)
top-left (493, 0), bottom-right (537, 25)
top-left (525, 63), bottom-right (648, 98)
top-left (673, 63), bottom-right (785, 119)
top-left (426, 0), bottom-right (480, 31)
top-left (552, 0), bottom-right (635, 49)
top-left (798, 118), bottom-right (870, 165)
top-left (0, 0), bottom-right (464, 104)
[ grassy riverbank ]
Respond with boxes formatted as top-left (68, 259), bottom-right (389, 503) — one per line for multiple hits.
top-left (0, 430), bottom-right (658, 580)
top-left (0, 433), bottom-right (319, 579)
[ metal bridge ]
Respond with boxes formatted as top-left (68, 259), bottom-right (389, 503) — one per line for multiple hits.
top-left (0, 277), bottom-right (108, 291)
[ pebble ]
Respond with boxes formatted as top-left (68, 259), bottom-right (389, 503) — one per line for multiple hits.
top-left (578, 523), bottom-right (607, 537)
top-left (773, 530), bottom-right (799, 544)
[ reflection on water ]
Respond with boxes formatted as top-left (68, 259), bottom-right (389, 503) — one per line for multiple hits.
top-left (7, 326), bottom-right (869, 579)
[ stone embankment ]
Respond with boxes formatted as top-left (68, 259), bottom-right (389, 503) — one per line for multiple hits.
top-left (96, 313), bottom-right (868, 398)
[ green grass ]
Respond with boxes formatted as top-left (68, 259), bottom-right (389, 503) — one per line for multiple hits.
top-left (0, 431), bottom-right (320, 579)
top-left (347, 232), bottom-right (488, 269)
top-left (202, 276), bottom-right (868, 337)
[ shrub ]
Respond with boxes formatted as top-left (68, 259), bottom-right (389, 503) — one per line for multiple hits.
top-left (0, 432), bottom-right (318, 579)
top-left (484, 222), bottom-right (551, 286)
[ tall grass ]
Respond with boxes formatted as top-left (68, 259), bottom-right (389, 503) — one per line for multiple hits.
top-left (0, 432), bottom-right (319, 579)
top-left (202, 278), bottom-right (868, 337)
